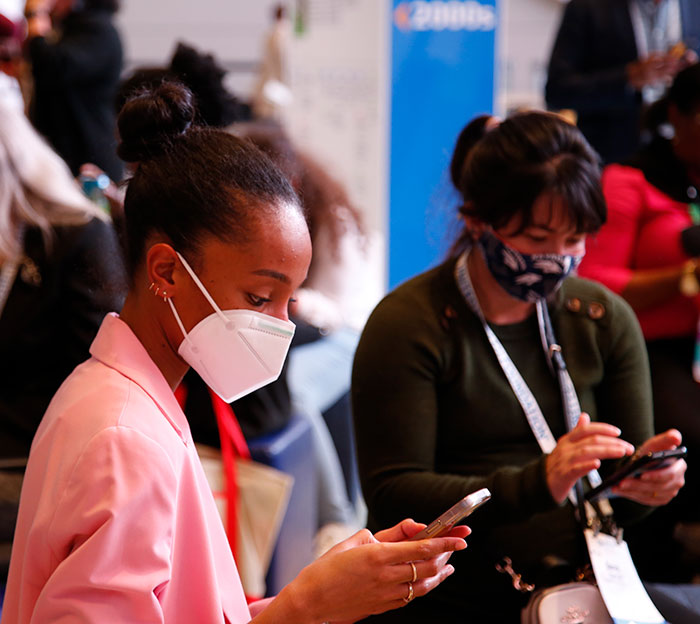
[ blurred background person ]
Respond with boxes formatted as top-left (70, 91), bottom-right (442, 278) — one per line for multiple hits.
top-left (546, 0), bottom-right (700, 164)
top-left (0, 99), bottom-right (126, 586)
top-left (251, 3), bottom-right (292, 121)
top-left (115, 41), bottom-right (251, 130)
top-left (23, 0), bottom-right (123, 181)
top-left (578, 62), bottom-right (700, 582)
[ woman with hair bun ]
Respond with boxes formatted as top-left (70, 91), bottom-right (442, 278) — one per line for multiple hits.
top-left (352, 111), bottom-right (689, 622)
top-left (1, 82), bottom-right (467, 624)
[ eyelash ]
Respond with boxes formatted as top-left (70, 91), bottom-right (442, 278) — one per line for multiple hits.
top-left (247, 294), bottom-right (271, 307)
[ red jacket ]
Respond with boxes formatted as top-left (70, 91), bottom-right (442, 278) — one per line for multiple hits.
top-left (579, 164), bottom-right (698, 341)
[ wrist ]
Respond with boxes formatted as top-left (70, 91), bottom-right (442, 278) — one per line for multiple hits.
top-left (274, 576), bottom-right (325, 624)
top-left (679, 259), bottom-right (699, 297)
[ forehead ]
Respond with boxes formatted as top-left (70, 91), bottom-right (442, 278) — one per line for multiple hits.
top-left (519, 193), bottom-right (577, 233)
top-left (200, 206), bottom-right (311, 281)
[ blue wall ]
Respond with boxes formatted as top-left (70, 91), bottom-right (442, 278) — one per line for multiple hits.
top-left (389, 0), bottom-right (498, 288)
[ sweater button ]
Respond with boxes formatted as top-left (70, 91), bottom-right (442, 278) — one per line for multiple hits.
top-left (565, 297), bottom-right (581, 312)
top-left (587, 302), bottom-right (606, 320)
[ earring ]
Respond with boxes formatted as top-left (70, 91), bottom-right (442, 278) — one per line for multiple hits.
top-left (161, 291), bottom-right (169, 301)
top-left (148, 282), bottom-right (156, 292)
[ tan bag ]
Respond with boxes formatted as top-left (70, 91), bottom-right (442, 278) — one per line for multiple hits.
top-left (197, 444), bottom-right (293, 598)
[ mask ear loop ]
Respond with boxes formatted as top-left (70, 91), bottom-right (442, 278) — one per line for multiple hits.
top-left (167, 298), bottom-right (191, 344)
top-left (175, 251), bottom-right (233, 327)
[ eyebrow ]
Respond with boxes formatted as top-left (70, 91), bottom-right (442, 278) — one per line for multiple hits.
top-left (252, 269), bottom-right (291, 284)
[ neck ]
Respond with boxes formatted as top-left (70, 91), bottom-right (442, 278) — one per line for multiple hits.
top-left (119, 291), bottom-right (189, 391)
top-left (466, 247), bottom-right (535, 324)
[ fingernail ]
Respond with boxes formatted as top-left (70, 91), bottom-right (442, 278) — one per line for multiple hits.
top-left (446, 565), bottom-right (455, 576)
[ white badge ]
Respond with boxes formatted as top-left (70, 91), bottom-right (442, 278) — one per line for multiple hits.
top-left (584, 529), bottom-right (667, 624)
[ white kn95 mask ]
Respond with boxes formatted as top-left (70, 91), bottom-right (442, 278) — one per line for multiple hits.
top-left (167, 251), bottom-right (295, 403)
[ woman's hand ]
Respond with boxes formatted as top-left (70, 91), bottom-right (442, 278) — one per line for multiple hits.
top-left (612, 429), bottom-right (686, 506)
top-left (546, 413), bottom-right (635, 503)
top-left (78, 163), bottom-right (126, 220)
top-left (259, 519), bottom-right (468, 624)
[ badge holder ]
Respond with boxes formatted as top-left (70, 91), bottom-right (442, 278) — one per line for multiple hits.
top-left (541, 304), bottom-right (667, 624)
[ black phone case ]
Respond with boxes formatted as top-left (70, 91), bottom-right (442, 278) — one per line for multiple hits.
top-left (585, 447), bottom-right (687, 501)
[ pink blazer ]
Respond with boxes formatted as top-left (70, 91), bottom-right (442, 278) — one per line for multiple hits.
top-left (2, 314), bottom-right (252, 623)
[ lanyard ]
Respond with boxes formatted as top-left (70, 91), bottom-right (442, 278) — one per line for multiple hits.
top-left (454, 251), bottom-right (615, 524)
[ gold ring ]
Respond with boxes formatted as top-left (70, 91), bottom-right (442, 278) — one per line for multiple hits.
top-left (409, 561), bottom-right (417, 583)
top-left (403, 581), bottom-right (414, 604)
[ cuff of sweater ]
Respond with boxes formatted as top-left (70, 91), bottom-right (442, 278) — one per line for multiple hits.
top-left (490, 455), bottom-right (562, 519)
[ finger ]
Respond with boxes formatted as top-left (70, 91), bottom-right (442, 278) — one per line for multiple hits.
top-left (382, 550), bottom-right (456, 586)
top-left (412, 563), bottom-right (456, 599)
top-left (613, 483), bottom-right (680, 506)
top-left (615, 469), bottom-right (685, 502)
top-left (324, 528), bottom-right (377, 556)
top-left (565, 441), bottom-right (635, 462)
top-left (566, 422), bottom-right (626, 443)
top-left (375, 518), bottom-right (426, 543)
top-left (444, 525), bottom-right (470, 539)
top-left (637, 459), bottom-right (687, 484)
top-left (374, 536), bottom-right (467, 566)
top-left (637, 429), bottom-right (683, 454)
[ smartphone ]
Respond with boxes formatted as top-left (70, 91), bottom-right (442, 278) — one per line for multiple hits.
top-left (409, 487), bottom-right (491, 540)
top-left (585, 447), bottom-right (687, 502)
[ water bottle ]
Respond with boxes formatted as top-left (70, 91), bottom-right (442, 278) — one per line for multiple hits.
top-left (79, 173), bottom-right (111, 215)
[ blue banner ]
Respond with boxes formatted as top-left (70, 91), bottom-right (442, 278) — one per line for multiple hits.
top-left (389, 0), bottom-right (498, 287)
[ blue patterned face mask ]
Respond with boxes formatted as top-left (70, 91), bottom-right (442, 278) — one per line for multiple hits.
top-left (477, 229), bottom-right (583, 302)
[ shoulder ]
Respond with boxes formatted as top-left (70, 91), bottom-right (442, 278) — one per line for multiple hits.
top-left (37, 359), bottom-right (181, 466)
top-left (601, 165), bottom-right (652, 211)
top-left (602, 164), bottom-right (650, 192)
top-left (357, 261), bottom-right (460, 362)
top-left (366, 261), bottom-right (454, 330)
top-left (557, 276), bottom-right (640, 332)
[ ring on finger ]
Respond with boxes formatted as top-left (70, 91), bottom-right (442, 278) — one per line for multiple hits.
top-left (403, 581), bottom-right (414, 604)
top-left (409, 561), bottom-right (417, 583)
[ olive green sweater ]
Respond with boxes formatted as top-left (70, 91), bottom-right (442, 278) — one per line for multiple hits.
top-left (352, 257), bottom-right (654, 622)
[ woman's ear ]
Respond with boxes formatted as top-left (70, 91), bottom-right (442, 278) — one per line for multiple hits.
top-left (145, 243), bottom-right (179, 298)
top-left (462, 208), bottom-right (487, 240)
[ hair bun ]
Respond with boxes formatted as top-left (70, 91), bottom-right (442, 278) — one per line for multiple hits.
top-left (117, 81), bottom-right (196, 163)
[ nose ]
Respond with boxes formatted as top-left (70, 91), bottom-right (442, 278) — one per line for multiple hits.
top-left (269, 304), bottom-right (290, 323)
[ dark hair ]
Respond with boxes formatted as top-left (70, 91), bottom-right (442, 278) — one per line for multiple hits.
top-left (449, 114), bottom-right (493, 191)
top-left (236, 122), bottom-right (366, 259)
top-left (274, 4), bottom-right (287, 20)
top-left (116, 67), bottom-right (174, 116)
top-left (84, 0), bottom-right (120, 12)
top-left (641, 63), bottom-right (700, 135)
top-left (169, 42), bottom-right (247, 127)
top-left (116, 42), bottom-right (248, 127)
top-left (450, 112), bottom-right (605, 257)
top-left (668, 62), bottom-right (700, 115)
top-left (117, 82), bottom-right (300, 278)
